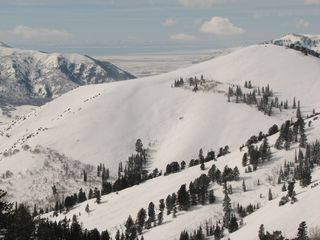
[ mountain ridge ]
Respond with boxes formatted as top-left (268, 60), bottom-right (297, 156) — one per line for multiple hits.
top-left (0, 42), bottom-right (135, 106)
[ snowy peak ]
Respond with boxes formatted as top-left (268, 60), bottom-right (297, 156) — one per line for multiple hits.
top-left (0, 44), bottom-right (135, 105)
top-left (271, 33), bottom-right (320, 53)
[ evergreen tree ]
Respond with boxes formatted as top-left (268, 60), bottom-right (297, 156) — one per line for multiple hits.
top-left (88, 188), bottom-right (93, 199)
top-left (223, 192), bottom-right (232, 227)
top-left (177, 184), bottom-right (190, 211)
top-left (136, 208), bottom-right (147, 234)
top-left (0, 190), bottom-right (12, 237)
top-left (180, 231), bottom-right (190, 240)
top-left (296, 101), bottom-right (302, 119)
top-left (228, 214), bottom-right (239, 233)
top-left (115, 230), bottom-right (121, 240)
top-left (288, 180), bottom-right (296, 198)
top-left (293, 97), bottom-right (296, 109)
top-left (157, 211), bottom-right (163, 225)
top-left (214, 225), bottom-right (222, 240)
top-left (208, 190), bottom-right (216, 204)
top-left (296, 221), bottom-right (308, 240)
top-left (159, 199), bottom-right (165, 213)
top-left (83, 170), bottom-right (87, 182)
top-left (258, 224), bottom-right (265, 240)
top-left (242, 179), bottom-right (247, 192)
top-left (148, 202), bottom-right (156, 226)
top-left (85, 204), bottom-right (90, 214)
top-left (101, 230), bottom-right (111, 240)
top-left (125, 215), bottom-right (137, 240)
top-left (94, 187), bottom-right (101, 204)
top-left (165, 195), bottom-right (173, 215)
top-left (5, 203), bottom-right (34, 240)
top-left (268, 188), bottom-right (273, 201)
top-left (70, 215), bottom-right (82, 240)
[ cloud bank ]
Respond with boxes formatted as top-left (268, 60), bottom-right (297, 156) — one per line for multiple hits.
top-left (200, 17), bottom-right (245, 36)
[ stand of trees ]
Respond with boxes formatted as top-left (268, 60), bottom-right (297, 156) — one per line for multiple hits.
top-left (258, 221), bottom-right (311, 240)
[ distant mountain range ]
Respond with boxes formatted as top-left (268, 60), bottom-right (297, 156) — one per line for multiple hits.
top-left (0, 42), bottom-right (135, 105)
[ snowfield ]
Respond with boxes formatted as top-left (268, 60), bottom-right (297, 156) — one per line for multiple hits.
top-left (0, 41), bottom-right (320, 239)
top-left (45, 114), bottom-right (320, 240)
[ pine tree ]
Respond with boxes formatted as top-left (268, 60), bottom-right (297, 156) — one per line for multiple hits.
top-left (148, 202), bottom-right (156, 226)
top-left (228, 214), bottom-right (239, 233)
top-left (268, 188), bottom-right (273, 201)
top-left (101, 230), bottom-right (110, 240)
top-left (208, 190), bottom-right (216, 204)
top-left (200, 162), bottom-right (205, 171)
top-left (242, 179), bottom-right (247, 192)
top-left (125, 215), bottom-right (137, 240)
top-left (85, 204), bottom-right (90, 214)
top-left (258, 224), bottom-right (265, 240)
top-left (293, 97), bottom-right (296, 109)
top-left (70, 215), bottom-right (82, 240)
top-left (177, 184), bottom-right (190, 211)
top-left (165, 195), bottom-right (173, 215)
top-left (180, 230), bottom-right (190, 240)
top-left (114, 229), bottom-right (120, 240)
top-left (136, 208), bottom-right (147, 234)
top-left (94, 188), bottom-right (101, 204)
top-left (223, 192), bottom-right (232, 227)
top-left (88, 188), bottom-right (93, 199)
top-left (157, 211), bottom-right (163, 225)
top-left (296, 221), bottom-right (308, 240)
top-left (159, 199), bottom-right (165, 213)
top-left (214, 225), bottom-right (222, 240)
top-left (83, 169), bottom-right (87, 182)
top-left (296, 101), bottom-right (302, 119)
top-left (288, 180), bottom-right (295, 198)
top-left (0, 190), bottom-right (13, 236)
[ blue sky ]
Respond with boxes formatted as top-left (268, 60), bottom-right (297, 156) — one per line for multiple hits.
top-left (0, 0), bottom-right (319, 55)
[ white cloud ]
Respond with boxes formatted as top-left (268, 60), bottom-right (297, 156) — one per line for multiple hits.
top-left (163, 18), bottom-right (176, 26)
top-left (200, 16), bottom-right (245, 36)
top-left (170, 33), bottom-right (196, 41)
top-left (178, 0), bottom-right (221, 8)
top-left (11, 25), bottom-right (72, 41)
top-left (304, 0), bottom-right (320, 4)
top-left (296, 18), bottom-right (310, 28)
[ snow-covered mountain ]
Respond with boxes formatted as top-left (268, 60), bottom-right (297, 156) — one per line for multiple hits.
top-left (271, 33), bottom-right (320, 53)
top-left (0, 42), bottom-right (135, 105)
top-left (1, 40), bottom-right (320, 239)
top-left (1, 42), bottom-right (319, 202)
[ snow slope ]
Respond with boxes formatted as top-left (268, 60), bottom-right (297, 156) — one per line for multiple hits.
top-left (0, 42), bottom-right (135, 105)
top-left (45, 113), bottom-right (320, 240)
top-left (0, 43), bottom-right (320, 205)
